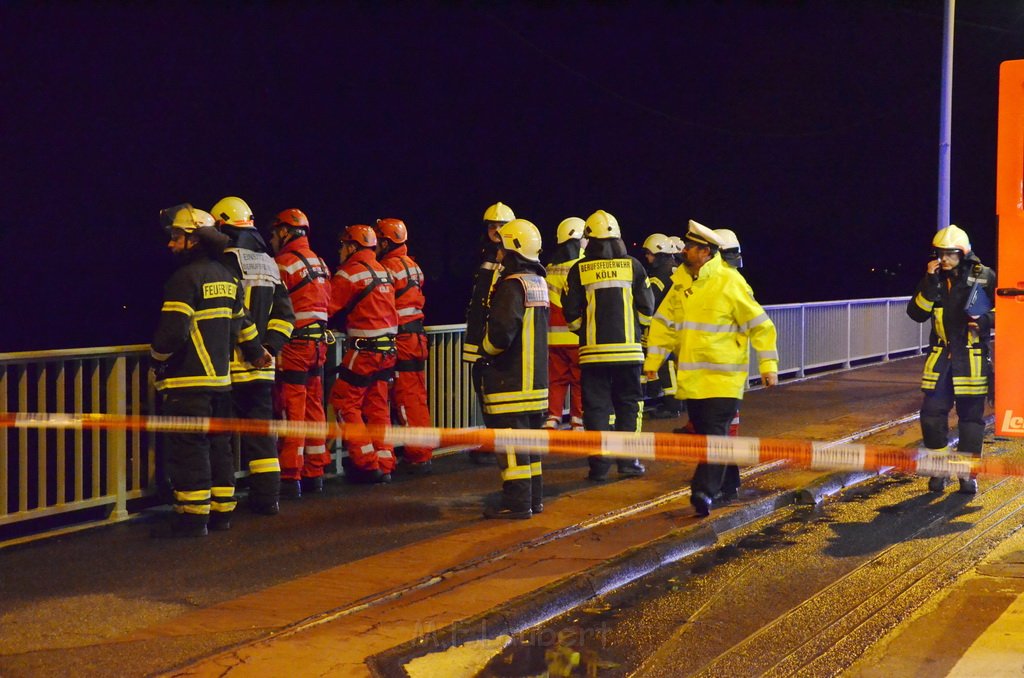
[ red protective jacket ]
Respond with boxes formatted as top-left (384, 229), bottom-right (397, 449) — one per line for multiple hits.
top-left (379, 244), bottom-right (425, 331)
top-left (275, 236), bottom-right (332, 335)
top-left (328, 248), bottom-right (398, 340)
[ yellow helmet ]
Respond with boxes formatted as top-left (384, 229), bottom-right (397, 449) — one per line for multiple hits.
top-left (483, 202), bottom-right (515, 223)
top-left (498, 219), bottom-right (542, 261)
top-left (642, 233), bottom-right (671, 253)
top-left (210, 196), bottom-right (254, 228)
top-left (932, 224), bottom-right (971, 254)
top-left (666, 236), bottom-right (684, 253)
top-left (160, 203), bottom-right (215, 234)
top-left (584, 209), bottom-right (621, 239)
top-left (556, 217), bottom-right (585, 244)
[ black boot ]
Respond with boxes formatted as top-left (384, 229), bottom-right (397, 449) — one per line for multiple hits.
top-left (301, 476), bottom-right (324, 494)
top-left (208, 512), bottom-right (232, 532)
top-left (280, 480), bottom-right (302, 500)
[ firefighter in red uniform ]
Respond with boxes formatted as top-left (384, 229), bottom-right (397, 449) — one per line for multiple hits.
top-left (543, 217), bottom-right (586, 431)
top-left (328, 224), bottom-right (399, 484)
top-left (150, 204), bottom-right (268, 538)
top-left (375, 218), bottom-right (434, 474)
top-left (270, 209), bottom-right (333, 499)
top-left (211, 197), bottom-right (295, 517)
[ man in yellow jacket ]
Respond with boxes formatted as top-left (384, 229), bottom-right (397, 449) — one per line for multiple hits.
top-left (644, 220), bottom-right (778, 517)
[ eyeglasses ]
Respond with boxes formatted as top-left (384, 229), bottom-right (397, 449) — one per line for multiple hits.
top-left (932, 249), bottom-right (961, 259)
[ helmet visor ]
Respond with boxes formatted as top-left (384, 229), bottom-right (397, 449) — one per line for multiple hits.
top-left (160, 203), bottom-right (196, 233)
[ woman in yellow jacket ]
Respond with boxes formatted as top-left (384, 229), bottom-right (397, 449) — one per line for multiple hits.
top-left (644, 220), bottom-right (778, 517)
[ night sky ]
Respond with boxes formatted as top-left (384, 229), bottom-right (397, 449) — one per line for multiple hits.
top-left (2, 1), bottom-right (1022, 352)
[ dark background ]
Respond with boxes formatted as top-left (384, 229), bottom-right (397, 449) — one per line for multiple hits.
top-left (2, 1), bottom-right (1022, 352)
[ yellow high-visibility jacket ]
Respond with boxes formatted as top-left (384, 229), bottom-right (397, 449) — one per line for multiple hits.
top-left (643, 254), bottom-right (778, 400)
top-left (545, 256), bottom-right (582, 347)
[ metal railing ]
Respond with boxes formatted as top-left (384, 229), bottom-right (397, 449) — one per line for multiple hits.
top-left (1, 297), bottom-right (926, 541)
top-left (758, 297), bottom-right (927, 378)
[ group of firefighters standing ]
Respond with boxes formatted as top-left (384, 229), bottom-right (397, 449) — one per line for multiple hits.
top-left (150, 199), bottom-right (431, 538)
top-left (148, 197), bottom-right (996, 537)
top-left (464, 204), bottom-right (779, 519)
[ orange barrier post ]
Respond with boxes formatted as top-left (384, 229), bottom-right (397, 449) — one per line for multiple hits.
top-left (995, 59), bottom-right (1024, 435)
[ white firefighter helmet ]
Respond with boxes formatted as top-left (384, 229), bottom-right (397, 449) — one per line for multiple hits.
top-left (932, 224), bottom-right (971, 255)
top-left (642, 233), bottom-right (671, 254)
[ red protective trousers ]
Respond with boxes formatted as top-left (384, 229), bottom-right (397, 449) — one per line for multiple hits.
top-left (392, 332), bottom-right (432, 463)
top-left (275, 339), bottom-right (330, 481)
top-left (329, 348), bottom-right (397, 473)
top-left (547, 345), bottom-right (583, 426)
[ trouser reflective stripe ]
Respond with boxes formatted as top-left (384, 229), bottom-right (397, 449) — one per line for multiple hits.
top-left (174, 488), bottom-right (211, 515)
top-left (211, 485), bottom-right (237, 513)
top-left (276, 339), bottom-right (329, 480)
top-left (484, 411), bottom-right (544, 511)
top-left (249, 458), bottom-right (281, 474)
top-left (582, 363), bottom-right (644, 476)
top-left (329, 349), bottom-right (396, 473)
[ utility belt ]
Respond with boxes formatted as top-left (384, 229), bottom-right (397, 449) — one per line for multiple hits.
top-left (291, 322), bottom-right (334, 344)
top-left (397, 319), bottom-right (425, 334)
top-left (346, 334), bottom-right (396, 353)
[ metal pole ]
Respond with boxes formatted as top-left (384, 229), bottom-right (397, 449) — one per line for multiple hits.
top-left (937, 0), bottom-right (956, 231)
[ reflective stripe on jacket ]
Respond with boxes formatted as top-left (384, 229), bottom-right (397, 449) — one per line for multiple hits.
top-left (222, 247), bottom-right (295, 383)
top-left (328, 248), bottom-right (398, 338)
top-left (546, 256), bottom-right (582, 347)
top-left (379, 245), bottom-right (426, 328)
top-left (463, 240), bottom-right (502, 363)
top-left (275, 237), bottom-right (332, 332)
top-left (906, 255), bottom-right (996, 396)
top-left (151, 252), bottom-right (263, 392)
top-left (480, 265), bottom-right (550, 415)
top-left (644, 254), bottom-right (778, 400)
top-left (563, 251), bottom-right (654, 366)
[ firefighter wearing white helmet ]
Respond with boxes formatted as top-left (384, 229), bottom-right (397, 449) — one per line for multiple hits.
top-left (641, 232), bottom-right (683, 419)
top-left (564, 210), bottom-right (655, 480)
top-left (544, 218), bottom-right (587, 431)
top-left (210, 197), bottom-right (295, 515)
top-left (463, 202), bottom-right (517, 463)
top-left (667, 235), bottom-right (686, 266)
top-left (150, 204), bottom-right (268, 538)
top-left (478, 219), bottom-right (549, 518)
top-left (714, 228), bottom-right (743, 269)
top-left (645, 219), bottom-right (778, 517)
top-left (908, 224), bottom-right (996, 495)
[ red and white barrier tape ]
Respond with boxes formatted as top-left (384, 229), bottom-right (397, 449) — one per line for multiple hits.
top-left (2, 412), bottom-right (1016, 480)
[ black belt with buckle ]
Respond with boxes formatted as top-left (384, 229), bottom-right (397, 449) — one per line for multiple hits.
top-left (347, 335), bottom-right (396, 352)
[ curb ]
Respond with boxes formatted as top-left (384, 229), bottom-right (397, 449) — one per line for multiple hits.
top-left (366, 489), bottom-right (796, 678)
